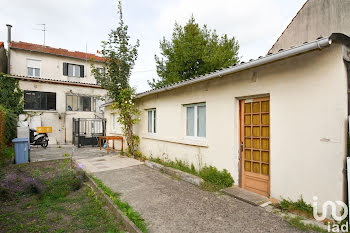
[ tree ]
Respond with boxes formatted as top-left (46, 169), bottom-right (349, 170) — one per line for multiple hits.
top-left (0, 74), bottom-right (23, 144)
top-left (149, 16), bottom-right (240, 89)
top-left (92, 1), bottom-right (140, 157)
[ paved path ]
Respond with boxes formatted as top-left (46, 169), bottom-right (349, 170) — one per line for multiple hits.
top-left (79, 156), bottom-right (309, 233)
top-left (30, 145), bottom-right (119, 162)
top-left (76, 155), bottom-right (142, 173)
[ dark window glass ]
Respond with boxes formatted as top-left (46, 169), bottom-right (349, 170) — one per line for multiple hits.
top-left (24, 91), bottom-right (56, 110)
top-left (81, 96), bottom-right (91, 111)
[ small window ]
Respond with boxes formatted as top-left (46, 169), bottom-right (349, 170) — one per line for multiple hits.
top-left (68, 64), bottom-right (81, 77)
top-left (63, 63), bottom-right (84, 77)
top-left (27, 59), bottom-right (41, 77)
top-left (185, 103), bottom-right (206, 138)
top-left (97, 68), bottom-right (105, 74)
top-left (66, 95), bottom-right (95, 112)
top-left (147, 109), bottom-right (156, 133)
top-left (24, 91), bottom-right (56, 110)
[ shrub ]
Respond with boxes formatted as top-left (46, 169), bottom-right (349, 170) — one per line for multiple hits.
top-left (0, 146), bottom-right (14, 166)
top-left (149, 157), bottom-right (234, 190)
top-left (276, 196), bottom-right (313, 218)
top-left (199, 166), bottom-right (234, 189)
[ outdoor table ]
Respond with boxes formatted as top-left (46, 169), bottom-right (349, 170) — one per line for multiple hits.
top-left (99, 136), bottom-right (124, 154)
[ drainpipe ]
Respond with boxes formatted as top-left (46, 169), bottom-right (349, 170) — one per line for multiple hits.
top-left (6, 24), bottom-right (12, 74)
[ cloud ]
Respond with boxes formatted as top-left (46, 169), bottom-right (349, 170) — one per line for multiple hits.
top-left (0, 0), bottom-right (307, 93)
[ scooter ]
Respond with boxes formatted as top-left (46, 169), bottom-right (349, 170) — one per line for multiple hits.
top-left (30, 128), bottom-right (49, 148)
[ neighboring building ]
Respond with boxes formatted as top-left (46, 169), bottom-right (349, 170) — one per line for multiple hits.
top-left (268, 0), bottom-right (350, 54)
top-left (0, 42), bottom-right (7, 73)
top-left (7, 32), bottom-right (107, 144)
top-left (104, 33), bottom-right (350, 210)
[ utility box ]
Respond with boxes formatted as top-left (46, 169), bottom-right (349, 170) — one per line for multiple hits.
top-left (12, 138), bottom-right (29, 164)
top-left (17, 126), bottom-right (30, 138)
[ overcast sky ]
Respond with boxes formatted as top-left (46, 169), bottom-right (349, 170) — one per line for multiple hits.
top-left (0, 0), bottom-right (307, 92)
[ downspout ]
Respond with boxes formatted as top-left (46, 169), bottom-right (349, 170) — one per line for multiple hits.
top-left (6, 24), bottom-right (12, 74)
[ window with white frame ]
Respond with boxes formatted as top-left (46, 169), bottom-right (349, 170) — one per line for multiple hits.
top-left (147, 109), bottom-right (156, 133)
top-left (185, 103), bottom-right (206, 138)
top-left (27, 58), bottom-right (41, 77)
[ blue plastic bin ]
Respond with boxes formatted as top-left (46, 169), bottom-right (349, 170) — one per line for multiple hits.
top-left (12, 138), bottom-right (29, 164)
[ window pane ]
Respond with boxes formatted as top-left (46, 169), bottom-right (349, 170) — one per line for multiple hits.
top-left (24, 92), bottom-right (33, 109)
top-left (47, 93), bottom-right (56, 110)
top-left (34, 68), bottom-right (40, 77)
top-left (75, 65), bottom-right (80, 77)
top-left (92, 98), bottom-right (96, 112)
top-left (72, 96), bottom-right (78, 111)
top-left (148, 111), bottom-right (152, 133)
top-left (40, 92), bottom-right (47, 110)
top-left (33, 92), bottom-right (41, 110)
top-left (186, 107), bottom-right (194, 136)
top-left (67, 96), bottom-right (73, 111)
top-left (27, 67), bottom-right (33, 76)
top-left (153, 110), bottom-right (156, 133)
top-left (68, 64), bottom-right (73, 76)
top-left (197, 105), bottom-right (206, 137)
top-left (81, 96), bottom-right (91, 111)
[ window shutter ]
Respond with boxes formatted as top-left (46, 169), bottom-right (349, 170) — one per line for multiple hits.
top-left (80, 65), bottom-right (84, 77)
top-left (63, 63), bottom-right (68, 76)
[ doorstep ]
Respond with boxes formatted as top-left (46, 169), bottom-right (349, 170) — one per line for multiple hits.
top-left (221, 186), bottom-right (270, 206)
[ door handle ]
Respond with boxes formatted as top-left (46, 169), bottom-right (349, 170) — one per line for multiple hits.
top-left (240, 143), bottom-right (244, 152)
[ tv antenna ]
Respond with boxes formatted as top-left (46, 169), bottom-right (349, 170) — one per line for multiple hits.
top-left (33, 24), bottom-right (47, 46)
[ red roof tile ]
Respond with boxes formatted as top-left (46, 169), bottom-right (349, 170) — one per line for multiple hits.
top-left (9, 41), bottom-right (105, 62)
top-left (0, 42), bottom-right (4, 48)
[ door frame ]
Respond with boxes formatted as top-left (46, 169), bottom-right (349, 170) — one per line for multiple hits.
top-left (238, 96), bottom-right (270, 197)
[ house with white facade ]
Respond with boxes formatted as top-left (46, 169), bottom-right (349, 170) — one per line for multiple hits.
top-left (6, 25), bottom-right (107, 145)
top-left (104, 33), bottom-right (350, 210)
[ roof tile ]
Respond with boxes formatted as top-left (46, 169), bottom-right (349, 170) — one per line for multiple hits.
top-left (10, 41), bottom-right (105, 62)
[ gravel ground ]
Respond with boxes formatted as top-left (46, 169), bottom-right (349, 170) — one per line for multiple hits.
top-left (93, 165), bottom-right (311, 233)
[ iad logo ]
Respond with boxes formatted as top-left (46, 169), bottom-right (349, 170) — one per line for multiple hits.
top-left (312, 196), bottom-right (348, 232)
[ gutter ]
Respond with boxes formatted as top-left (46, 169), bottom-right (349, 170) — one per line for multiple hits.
top-left (8, 75), bottom-right (103, 89)
top-left (9, 47), bottom-right (105, 63)
top-left (136, 37), bottom-right (332, 99)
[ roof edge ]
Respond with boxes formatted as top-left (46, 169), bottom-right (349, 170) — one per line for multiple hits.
top-left (102, 33), bottom-right (350, 108)
top-left (10, 46), bottom-right (104, 63)
top-left (136, 36), bottom-right (332, 99)
top-left (7, 75), bottom-right (104, 89)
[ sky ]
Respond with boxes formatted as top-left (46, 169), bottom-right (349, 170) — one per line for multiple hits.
top-left (0, 0), bottom-right (307, 93)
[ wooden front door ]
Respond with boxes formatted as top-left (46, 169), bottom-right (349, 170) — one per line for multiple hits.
top-left (240, 97), bottom-right (270, 197)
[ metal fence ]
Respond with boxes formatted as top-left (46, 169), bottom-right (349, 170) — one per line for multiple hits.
top-left (72, 118), bottom-right (106, 147)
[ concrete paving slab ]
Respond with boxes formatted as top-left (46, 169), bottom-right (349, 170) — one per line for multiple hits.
top-left (30, 145), bottom-right (119, 162)
top-left (221, 186), bottom-right (269, 206)
top-left (76, 155), bottom-right (143, 173)
top-left (92, 165), bottom-right (310, 233)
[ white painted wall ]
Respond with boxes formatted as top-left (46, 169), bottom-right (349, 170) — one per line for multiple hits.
top-left (104, 107), bottom-right (125, 150)
top-left (10, 49), bottom-right (104, 84)
top-left (18, 80), bottom-right (107, 144)
top-left (123, 44), bottom-right (348, 207)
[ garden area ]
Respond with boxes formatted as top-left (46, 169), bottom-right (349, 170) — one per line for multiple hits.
top-left (0, 159), bottom-right (125, 232)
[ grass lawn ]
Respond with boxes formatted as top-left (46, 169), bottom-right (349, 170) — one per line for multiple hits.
top-left (0, 159), bottom-right (124, 233)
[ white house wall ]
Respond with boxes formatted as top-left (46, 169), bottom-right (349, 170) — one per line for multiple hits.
top-left (132, 44), bottom-right (347, 206)
top-left (104, 107), bottom-right (124, 150)
top-left (19, 80), bottom-right (107, 144)
top-left (10, 49), bottom-right (103, 84)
